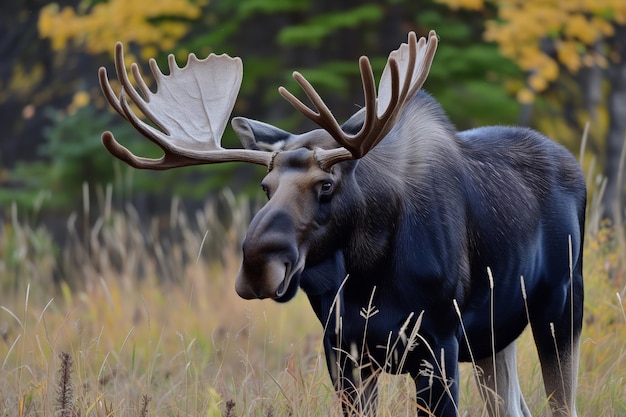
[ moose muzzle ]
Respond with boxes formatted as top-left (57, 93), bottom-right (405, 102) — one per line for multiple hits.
top-left (235, 209), bottom-right (303, 300)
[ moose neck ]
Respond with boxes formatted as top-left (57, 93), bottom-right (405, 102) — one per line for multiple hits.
top-left (341, 173), bottom-right (402, 274)
top-left (340, 91), bottom-right (462, 277)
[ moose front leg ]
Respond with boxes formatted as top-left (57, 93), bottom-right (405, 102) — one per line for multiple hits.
top-left (412, 339), bottom-right (460, 417)
top-left (322, 336), bottom-right (380, 416)
top-left (322, 336), bottom-right (358, 416)
top-left (317, 328), bottom-right (380, 416)
top-left (356, 361), bottom-right (380, 416)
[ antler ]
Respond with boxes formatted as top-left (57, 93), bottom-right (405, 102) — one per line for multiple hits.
top-left (278, 30), bottom-right (438, 170)
top-left (99, 42), bottom-right (272, 170)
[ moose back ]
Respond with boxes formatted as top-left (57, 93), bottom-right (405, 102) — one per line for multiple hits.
top-left (99, 31), bottom-right (584, 417)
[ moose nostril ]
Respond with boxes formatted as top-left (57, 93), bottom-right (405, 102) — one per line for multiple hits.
top-left (275, 281), bottom-right (286, 297)
top-left (275, 262), bottom-right (291, 296)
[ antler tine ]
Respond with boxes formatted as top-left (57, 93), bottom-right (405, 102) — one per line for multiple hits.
top-left (386, 31), bottom-right (419, 118)
top-left (98, 42), bottom-right (273, 170)
top-left (98, 68), bottom-right (124, 118)
top-left (101, 130), bottom-right (170, 170)
top-left (397, 31), bottom-right (437, 106)
top-left (354, 53), bottom-right (399, 155)
top-left (132, 61), bottom-right (152, 102)
top-left (349, 55), bottom-right (380, 153)
top-left (278, 73), bottom-right (345, 143)
top-left (280, 31), bottom-right (438, 171)
top-left (277, 56), bottom-right (381, 159)
top-left (115, 43), bottom-right (169, 139)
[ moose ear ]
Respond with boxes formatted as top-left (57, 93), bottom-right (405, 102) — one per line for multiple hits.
top-left (232, 117), bottom-right (293, 151)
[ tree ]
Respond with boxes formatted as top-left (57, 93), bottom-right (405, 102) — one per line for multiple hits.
top-left (437, 0), bottom-right (626, 222)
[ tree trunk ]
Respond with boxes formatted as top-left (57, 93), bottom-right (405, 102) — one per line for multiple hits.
top-left (602, 24), bottom-right (626, 223)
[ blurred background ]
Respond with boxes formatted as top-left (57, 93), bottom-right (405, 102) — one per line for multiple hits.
top-left (0, 0), bottom-right (625, 279)
top-left (1, 2), bottom-right (625, 415)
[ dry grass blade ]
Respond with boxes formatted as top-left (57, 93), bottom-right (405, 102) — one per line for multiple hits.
top-left (56, 352), bottom-right (76, 417)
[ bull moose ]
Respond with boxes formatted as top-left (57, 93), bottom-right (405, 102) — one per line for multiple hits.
top-left (99, 31), bottom-right (585, 416)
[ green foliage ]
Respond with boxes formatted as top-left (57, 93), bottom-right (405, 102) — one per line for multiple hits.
top-left (278, 5), bottom-right (383, 46)
top-left (0, 105), bottom-right (136, 210)
top-left (0, 104), bottom-right (254, 211)
top-left (237, 0), bottom-right (311, 17)
top-left (414, 7), bottom-right (523, 128)
top-left (39, 106), bottom-right (123, 191)
top-left (281, 60), bottom-right (362, 96)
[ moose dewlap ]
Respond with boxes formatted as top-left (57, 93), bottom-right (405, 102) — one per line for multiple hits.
top-left (99, 31), bottom-right (584, 417)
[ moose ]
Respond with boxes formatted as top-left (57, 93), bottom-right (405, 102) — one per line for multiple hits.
top-left (99, 31), bottom-right (585, 416)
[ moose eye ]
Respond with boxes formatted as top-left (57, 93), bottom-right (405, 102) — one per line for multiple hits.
top-left (320, 181), bottom-right (334, 194)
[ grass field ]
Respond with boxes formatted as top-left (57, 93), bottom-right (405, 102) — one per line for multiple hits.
top-left (0, 188), bottom-right (625, 416)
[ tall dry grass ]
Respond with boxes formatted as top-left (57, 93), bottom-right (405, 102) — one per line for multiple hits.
top-left (0, 182), bottom-right (625, 416)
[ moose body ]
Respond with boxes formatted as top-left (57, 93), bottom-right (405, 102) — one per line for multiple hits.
top-left (100, 32), bottom-right (584, 416)
top-left (234, 91), bottom-right (585, 417)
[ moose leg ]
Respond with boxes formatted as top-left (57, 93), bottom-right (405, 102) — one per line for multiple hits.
top-left (413, 340), bottom-right (459, 417)
top-left (323, 337), bottom-right (378, 416)
top-left (322, 338), bottom-right (356, 415)
top-left (338, 362), bottom-right (380, 416)
top-left (474, 340), bottom-right (532, 417)
top-left (336, 366), bottom-right (360, 417)
top-left (531, 318), bottom-right (580, 417)
top-left (529, 279), bottom-right (582, 417)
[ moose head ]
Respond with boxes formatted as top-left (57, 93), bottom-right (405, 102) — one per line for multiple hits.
top-left (99, 32), bottom-right (438, 301)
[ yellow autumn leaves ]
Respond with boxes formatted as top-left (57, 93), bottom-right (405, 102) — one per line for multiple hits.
top-left (38, 0), bottom-right (208, 114)
top-left (437, 0), bottom-right (625, 103)
top-left (38, 0), bottom-right (208, 61)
